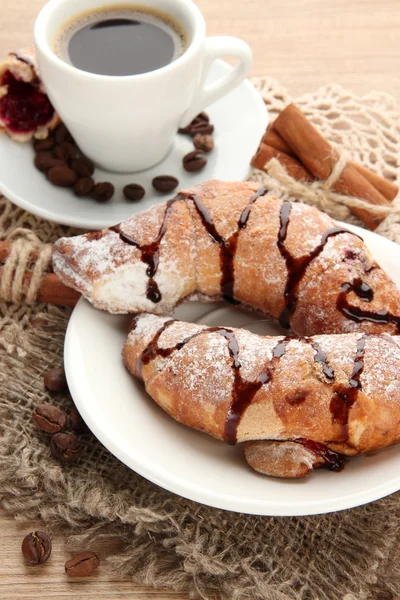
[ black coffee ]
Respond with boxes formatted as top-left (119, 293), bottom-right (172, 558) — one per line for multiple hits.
top-left (55, 6), bottom-right (187, 76)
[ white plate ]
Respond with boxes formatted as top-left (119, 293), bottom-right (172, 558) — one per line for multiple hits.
top-left (65, 222), bottom-right (400, 516)
top-left (0, 60), bottom-right (267, 230)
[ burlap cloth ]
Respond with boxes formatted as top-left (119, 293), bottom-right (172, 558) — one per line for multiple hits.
top-left (1, 78), bottom-right (400, 600)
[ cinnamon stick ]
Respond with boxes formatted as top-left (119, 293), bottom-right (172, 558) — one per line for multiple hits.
top-left (262, 124), bottom-right (295, 156)
top-left (251, 143), bottom-right (314, 182)
top-left (352, 163), bottom-right (398, 202)
top-left (263, 123), bottom-right (398, 203)
top-left (273, 104), bottom-right (392, 229)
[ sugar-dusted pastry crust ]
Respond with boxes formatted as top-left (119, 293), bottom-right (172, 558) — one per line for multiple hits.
top-left (123, 314), bottom-right (400, 478)
top-left (53, 180), bottom-right (400, 336)
top-left (0, 49), bottom-right (59, 142)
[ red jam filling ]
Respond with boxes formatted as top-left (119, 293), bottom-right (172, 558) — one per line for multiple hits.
top-left (0, 70), bottom-right (54, 133)
top-left (295, 438), bottom-right (347, 471)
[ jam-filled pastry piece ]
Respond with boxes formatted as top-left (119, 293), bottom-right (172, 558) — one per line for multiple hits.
top-left (123, 314), bottom-right (400, 478)
top-left (52, 180), bottom-right (400, 336)
top-left (0, 49), bottom-right (59, 142)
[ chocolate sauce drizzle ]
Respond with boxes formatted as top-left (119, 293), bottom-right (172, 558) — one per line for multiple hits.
top-left (136, 318), bottom-right (290, 444)
top-left (110, 196), bottom-right (180, 303)
top-left (108, 189), bottom-right (399, 333)
top-left (329, 334), bottom-right (368, 431)
top-left (307, 339), bottom-right (335, 381)
top-left (188, 188), bottom-right (268, 304)
top-left (337, 281), bottom-right (400, 332)
top-left (224, 336), bottom-right (291, 443)
top-left (277, 200), bottom-right (363, 329)
top-left (10, 51), bottom-right (34, 67)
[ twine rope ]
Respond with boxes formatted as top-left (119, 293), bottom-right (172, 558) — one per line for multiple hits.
top-left (0, 228), bottom-right (52, 304)
top-left (262, 158), bottom-right (398, 220)
top-left (322, 151), bottom-right (349, 190)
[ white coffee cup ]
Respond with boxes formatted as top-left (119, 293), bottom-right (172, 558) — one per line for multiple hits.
top-left (34, 0), bottom-right (252, 173)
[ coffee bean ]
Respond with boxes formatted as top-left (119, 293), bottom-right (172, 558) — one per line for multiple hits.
top-left (50, 432), bottom-right (81, 463)
top-left (33, 136), bottom-right (55, 151)
top-left (48, 166), bottom-right (78, 187)
top-left (188, 121), bottom-right (214, 136)
top-left (179, 112), bottom-right (213, 136)
top-left (92, 182), bottom-right (114, 202)
top-left (55, 141), bottom-right (78, 163)
top-left (22, 531), bottom-right (52, 565)
top-left (193, 133), bottom-right (214, 153)
top-left (123, 183), bottom-right (145, 201)
top-left (71, 157), bottom-right (95, 177)
top-left (70, 407), bottom-right (88, 434)
top-left (65, 551), bottom-right (100, 577)
top-left (44, 367), bottom-right (68, 392)
top-left (183, 150), bottom-right (207, 172)
top-left (55, 123), bottom-right (74, 145)
top-left (178, 112), bottom-right (210, 134)
top-left (74, 177), bottom-right (94, 197)
top-left (152, 175), bottom-right (179, 193)
top-left (34, 152), bottom-right (65, 172)
top-left (32, 403), bottom-right (67, 433)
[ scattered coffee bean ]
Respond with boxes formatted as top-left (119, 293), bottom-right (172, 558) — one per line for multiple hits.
top-left (152, 175), bottom-right (179, 193)
top-left (48, 166), bottom-right (78, 187)
top-left (32, 403), bottom-right (67, 434)
top-left (193, 133), bottom-right (214, 153)
top-left (183, 150), bottom-right (207, 172)
top-left (55, 141), bottom-right (78, 163)
top-left (21, 531), bottom-right (52, 565)
top-left (65, 551), bottom-right (100, 577)
top-left (74, 177), bottom-right (95, 197)
top-left (179, 112), bottom-right (213, 136)
top-left (179, 112), bottom-right (209, 134)
top-left (34, 151), bottom-right (65, 172)
top-left (92, 182), bottom-right (114, 202)
top-left (70, 407), bottom-right (88, 434)
top-left (188, 120), bottom-right (214, 136)
top-left (44, 367), bottom-right (68, 393)
top-left (123, 183), bottom-right (145, 201)
top-left (33, 136), bottom-right (55, 152)
top-left (50, 432), bottom-right (81, 463)
top-left (71, 157), bottom-right (95, 177)
top-left (55, 123), bottom-right (74, 145)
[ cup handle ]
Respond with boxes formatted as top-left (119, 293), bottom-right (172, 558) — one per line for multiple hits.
top-left (179, 36), bottom-right (253, 127)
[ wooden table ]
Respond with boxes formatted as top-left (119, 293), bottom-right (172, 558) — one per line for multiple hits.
top-left (1, 1), bottom-right (400, 598)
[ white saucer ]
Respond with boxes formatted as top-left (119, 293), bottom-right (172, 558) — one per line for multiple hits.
top-left (65, 222), bottom-right (400, 516)
top-left (0, 60), bottom-right (267, 230)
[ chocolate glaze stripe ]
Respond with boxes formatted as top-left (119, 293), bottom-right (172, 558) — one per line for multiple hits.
top-left (135, 318), bottom-right (291, 444)
top-left (221, 187), bottom-right (269, 303)
top-left (189, 188), bottom-right (268, 304)
top-left (337, 281), bottom-right (400, 332)
top-left (307, 339), bottom-right (335, 381)
top-left (277, 199), bottom-right (364, 329)
top-left (330, 334), bottom-right (369, 434)
top-left (10, 51), bottom-right (34, 67)
top-left (136, 319), bottom-right (176, 378)
top-left (110, 195), bottom-right (184, 303)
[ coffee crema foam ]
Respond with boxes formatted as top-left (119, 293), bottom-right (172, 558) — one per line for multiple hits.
top-left (53, 4), bottom-right (188, 76)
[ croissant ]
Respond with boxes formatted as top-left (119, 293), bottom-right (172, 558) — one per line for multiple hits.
top-left (53, 180), bottom-right (400, 336)
top-left (0, 49), bottom-right (59, 142)
top-left (123, 313), bottom-right (400, 478)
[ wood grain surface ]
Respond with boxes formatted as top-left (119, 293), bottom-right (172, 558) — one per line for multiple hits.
top-left (1, 0), bottom-right (399, 598)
